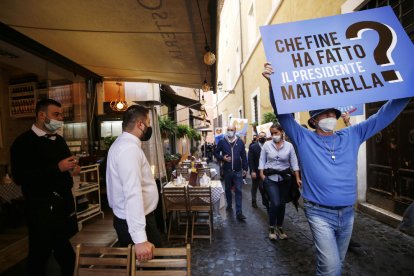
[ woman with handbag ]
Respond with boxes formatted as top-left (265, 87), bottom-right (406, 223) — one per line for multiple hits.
top-left (259, 123), bottom-right (301, 240)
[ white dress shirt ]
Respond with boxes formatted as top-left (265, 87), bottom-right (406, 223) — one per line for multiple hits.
top-left (31, 124), bottom-right (57, 140)
top-left (106, 132), bottom-right (159, 244)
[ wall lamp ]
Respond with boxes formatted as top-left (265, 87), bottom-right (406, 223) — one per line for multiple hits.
top-left (217, 81), bottom-right (235, 94)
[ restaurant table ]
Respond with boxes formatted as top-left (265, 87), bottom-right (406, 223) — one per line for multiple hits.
top-left (164, 180), bottom-right (225, 210)
top-left (171, 168), bottom-right (218, 179)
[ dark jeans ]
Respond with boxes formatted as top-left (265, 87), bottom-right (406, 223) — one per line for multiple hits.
top-left (113, 211), bottom-right (163, 247)
top-left (224, 170), bottom-right (243, 214)
top-left (251, 176), bottom-right (269, 207)
top-left (264, 178), bottom-right (287, 227)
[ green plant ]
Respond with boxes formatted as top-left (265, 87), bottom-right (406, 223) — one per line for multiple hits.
top-left (176, 124), bottom-right (190, 139)
top-left (262, 112), bottom-right (278, 124)
top-left (187, 127), bottom-right (197, 140)
top-left (158, 116), bottom-right (177, 137)
top-left (193, 132), bottom-right (202, 141)
top-left (251, 121), bottom-right (258, 127)
top-left (103, 136), bottom-right (117, 149)
top-left (164, 153), bottom-right (179, 162)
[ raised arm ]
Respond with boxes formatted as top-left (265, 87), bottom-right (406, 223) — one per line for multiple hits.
top-left (262, 62), bottom-right (305, 144)
top-left (353, 98), bottom-right (410, 143)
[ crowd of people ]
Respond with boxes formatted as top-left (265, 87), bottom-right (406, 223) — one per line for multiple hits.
top-left (9, 61), bottom-right (411, 275)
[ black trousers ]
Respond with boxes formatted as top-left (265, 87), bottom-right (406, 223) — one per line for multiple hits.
top-left (26, 202), bottom-right (76, 276)
top-left (113, 211), bottom-right (163, 247)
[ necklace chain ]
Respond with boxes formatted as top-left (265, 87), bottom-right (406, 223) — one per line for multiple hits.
top-left (317, 133), bottom-right (337, 162)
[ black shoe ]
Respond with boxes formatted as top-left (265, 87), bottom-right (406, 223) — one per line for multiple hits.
top-left (237, 213), bottom-right (246, 220)
top-left (252, 201), bottom-right (258, 208)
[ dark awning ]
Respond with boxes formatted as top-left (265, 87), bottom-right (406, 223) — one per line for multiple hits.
top-left (0, 0), bottom-right (217, 89)
top-left (160, 85), bottom-right (202, 111)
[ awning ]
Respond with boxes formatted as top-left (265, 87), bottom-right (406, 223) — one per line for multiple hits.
top-left (0, 0), bottom-right (217, 89)
top-left (160, 85), bottom-right (202, 111)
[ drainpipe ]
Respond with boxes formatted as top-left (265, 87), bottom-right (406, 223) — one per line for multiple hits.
top-left (239, 0), bottom-right (246, 122)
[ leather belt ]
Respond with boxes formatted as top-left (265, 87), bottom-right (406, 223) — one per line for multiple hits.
top-left (304, 199), bottom-right (351, 210)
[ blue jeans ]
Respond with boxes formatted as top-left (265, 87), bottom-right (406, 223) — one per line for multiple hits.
top-left (304, 201), bottom-right (354, 276)
top-left (264, 178), bottom-right (286, 227)
top-left (224, 170), bottom-right (243, 214)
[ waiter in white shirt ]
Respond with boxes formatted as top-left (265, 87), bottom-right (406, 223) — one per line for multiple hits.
top-left (106, 104), bottom-right (162, 262)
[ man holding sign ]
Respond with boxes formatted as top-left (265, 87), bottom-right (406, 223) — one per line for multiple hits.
top-left (262, 62), bottom-right (410, 275)
top-left (260, 6), bottom-right (413, 275)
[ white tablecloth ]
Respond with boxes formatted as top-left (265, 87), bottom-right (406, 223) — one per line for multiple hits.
top-left (164, 180), bottom-right (225, 209)
top-left (172, 168), bottom-right (218, 179)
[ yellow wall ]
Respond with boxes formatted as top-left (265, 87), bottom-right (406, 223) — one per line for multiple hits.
top-left (217, 0), bottom-right (347, 142)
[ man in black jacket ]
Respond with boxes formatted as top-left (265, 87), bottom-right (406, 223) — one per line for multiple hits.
top-left (214, 125), bottom-right (248, 220)
top-left (248, 132), bottom-right (269, 209)
top-left (11, 99), bottom-right (80, 276)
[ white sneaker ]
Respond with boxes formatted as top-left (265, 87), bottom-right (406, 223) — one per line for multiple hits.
top-left (277, 227), bottom-right (288, 239)
top-left (269, 227), bottom-right (277, 240)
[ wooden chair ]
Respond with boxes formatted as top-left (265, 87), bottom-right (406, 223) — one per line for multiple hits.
top-left (73, 243), bottom-right (132, 276)
top-left (176, 166), bottom-right (190, 180)
top-left (132, 244), bottom-right (191, 275)
top-left (163, 187), bottom-right (189, 243)
top-left (196, 167), bottom-right (211, 178)
top-left (187, 186), bottom-right (213, 244)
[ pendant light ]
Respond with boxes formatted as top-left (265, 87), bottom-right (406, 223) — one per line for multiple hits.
top-left (110, 82), bottom-right (128, 111)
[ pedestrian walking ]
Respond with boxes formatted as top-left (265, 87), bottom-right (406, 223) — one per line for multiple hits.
top-left (214, 125), bottom-right (248, 220)
top-left (258, 123), bottom-right (301, 240)
top-left (248, 131), bottom-right (269, 210)
top-left (262, 62), bottom-right (411, 275)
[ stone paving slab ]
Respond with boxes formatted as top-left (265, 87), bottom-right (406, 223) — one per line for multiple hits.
top-left (167, 162), bottom-right (414, 276)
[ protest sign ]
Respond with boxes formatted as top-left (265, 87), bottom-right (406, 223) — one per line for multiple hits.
top-left (260, 6), bottom-right (414, 114)
top-left (230, 118), bottom-right (249, 136)
top-left (214, 127), bottom-right (225, 144)
top-left (256, 122), bottom-right (273, 138)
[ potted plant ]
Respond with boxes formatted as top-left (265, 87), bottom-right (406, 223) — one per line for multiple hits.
top-left (158, 116), bottom-right (177, 138)
top-left (176, 124), bottom-right (190, 139)
top-left (262, 112), bottom-right (278, 124)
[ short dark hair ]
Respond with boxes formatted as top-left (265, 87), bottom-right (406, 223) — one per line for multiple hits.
top-left (35, 99), bottom-right (61, 115)
top-left (122, 104), bottom-right (149, 131)
top-left (270, 122), bottom-right (283, 132)
top-left (258, 131), bottom-right (267, 137)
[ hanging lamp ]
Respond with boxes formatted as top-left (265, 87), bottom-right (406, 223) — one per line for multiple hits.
top-left (110, 82), bottom-right (128, 111)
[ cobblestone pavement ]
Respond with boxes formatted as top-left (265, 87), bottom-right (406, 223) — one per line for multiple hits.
top-left (167, 162), bottom-right (414, 276)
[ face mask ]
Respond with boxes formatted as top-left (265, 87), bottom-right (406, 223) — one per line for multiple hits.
top-left (318, 118), bottom-right (337, 132)
top-left (44, 118), bottom-right (63, 133)
top-left (140, 124), bottom-right (152, 141)
top-left (259, 137), bottom-right (266, 144)
top-left (272, 135), bottom-right (282, 143)
top-left (227, 131), bottom-right (235, 138)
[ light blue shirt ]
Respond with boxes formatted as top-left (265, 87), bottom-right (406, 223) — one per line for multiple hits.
top-left (277, 98), bottom-right (410, 206)
top-left (258, 140), bottom-right (299, 182)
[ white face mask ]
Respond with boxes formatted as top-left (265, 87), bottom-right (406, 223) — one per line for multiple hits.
top-left (318, 118), bottom-right (337, 132)
top-left (272, 135), bottom-right (282, 143)
top-left (227, 131), bottom-right (235, 138)
top-left (45, 118), bottom-right (64, 133)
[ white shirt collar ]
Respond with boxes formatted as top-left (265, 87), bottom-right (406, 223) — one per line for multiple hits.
top-left (32, 124), bottom-right (46, 137)
top-left (31, 124), bottom-right (57, 140)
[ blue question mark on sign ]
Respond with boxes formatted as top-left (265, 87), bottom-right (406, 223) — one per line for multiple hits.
top-left (346, 21), bottom-right (402, 83)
